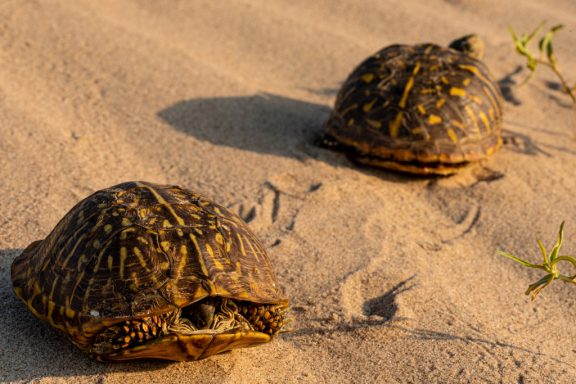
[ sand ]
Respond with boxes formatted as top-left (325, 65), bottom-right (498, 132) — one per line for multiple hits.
top-left (1, 0), bottom-right (576, 382)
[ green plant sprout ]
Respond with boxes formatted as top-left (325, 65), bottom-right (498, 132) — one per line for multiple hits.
top-left (498, 222), bottom-right (576, 300)
top-left (510, 23), bottom-right (576, 104)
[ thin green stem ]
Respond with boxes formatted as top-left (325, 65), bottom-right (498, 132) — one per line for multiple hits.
top-left (553, 255), bottom-right (576, 268)
top-left (534, 58), bottom-right (576, 103)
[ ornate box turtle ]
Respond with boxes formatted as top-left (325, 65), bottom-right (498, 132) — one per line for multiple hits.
top-left (11, 181), bottom-right (288, 361)
top-left (322, 35), bottom-right (503, 175)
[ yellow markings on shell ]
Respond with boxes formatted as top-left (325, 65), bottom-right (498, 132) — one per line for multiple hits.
top-left (70, 270), bottom-right (84, 306)
top-left (107, 255), bottom-right (114, 271)
top-left (120, 227), bottom-right (136, 240)
top-left (447, 128), bottom-right (459, 144)
top-left (93, 239), bottom-right (101, 249)
top-left (189, 234), bottom-right (210, 276)
top-left (64, 296), bottom-right (76, 318)
top-left (60, 233), bottom-right (87, 268)
top-left (206, 243), bottom-right (224, 270)
top-left (65, 305), bottom-right (75, 319)
top-left (176, 228), bottom-right (184, 237)
top-left (464, 105), bottom-right (481, 134)
top-left (136, 182), bottom-right (185, 226)
top-left (160, 261), bottom-right (170, 270)
top-left (163, 220), bottom-right (172, 228)
top-left (483, 86), bottom-right (501, 118)
top-left (362, 99), bottom-right (377, 112)
top-left (191, 213), bottom-right (202, 221)
top-left (133, 247), bottom-right (148, 271)
top-left (427, 114), bottom-right (443, 125)
top-left (478, 111), bottom-right (491, 134)
top-left (458, 64), bottom-right (480, 75)
top-left (77, 210), bottom-right (85, 224)
top-left (215, 233), bottom-right (224, 245)
top-left (137, 236), bottom-right (148, 245)
top-left (365, 119), bottom-right (381, 129)
top-left (45, 299), bottom-right (56, 326)
top-left (462, 78), bottom-right (471, 86)
top-left (128, 196), bottom-right (140, 207)
top-left (347, 118), bottom-right (355, 126)
top-left (440, 76), bottom-right (449, 84)
top-left (77, 254), bottom-right (88, 267)
top-left (130, 272), bottom-right (140, 288)
top-left (121, 218), bottom-right (132, 227)
top-left (399, 79), bottom-right (414, 109)
top-left (388, 112), bottom-right (403, 139)
top-left (243, 235), bottom-right (260, 263)
top-left (488, 108), bottom-right (495, 122)
top-left (119, 247), bottom-right (128, 280)
top-left (398, 61), bottom-right (422, 110)
top-left (160, 241), bottom-right (171, 252)
top-left (435, 98), bottom-right (446, 109)
top-left (459, 64), bottom-right (493, 88)
top-left (149, 217), bottom-right (157, 225)
top-left (470, 95), bottom-right (483, 105)
top-left (449, 87), bottom-right (467, 97)
top-left (47, 277), bottom-right (59, 320)
top-left (104, 224), bottom-right (113, 234)
top-left (452, 120), bottom-right (465, 129)
top-left (176, 245), bottom-right (188, 278)
top-left (236, 233), bottom-right (247, 257)
top-left (361, 73), bottom-right (375, 83)
top-left (417, 104), bottom-right (426, 115)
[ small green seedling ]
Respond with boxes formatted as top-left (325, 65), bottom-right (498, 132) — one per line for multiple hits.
top-left (510, 23), bottom-right (576, 104)
top-left (498, 222), bottom-right (576, 300)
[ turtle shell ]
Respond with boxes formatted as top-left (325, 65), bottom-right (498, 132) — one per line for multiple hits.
top-left (323, 40), bottom-right (503, 175)
top-left (11, 181), bottom-right (288, 361)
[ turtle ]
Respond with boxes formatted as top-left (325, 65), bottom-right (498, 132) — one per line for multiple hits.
top-left (11, 181), bottom-right (289, 362)
top-left (322, 34), bottom-right (503, 175)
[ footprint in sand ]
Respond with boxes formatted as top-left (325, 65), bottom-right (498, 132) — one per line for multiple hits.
top-left (227, 173), bottom-right (323, 244)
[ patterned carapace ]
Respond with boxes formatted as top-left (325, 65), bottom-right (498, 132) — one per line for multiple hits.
top-left (323, 35), bottom-right (503, 175)
top-left (11, 181), bottom-right (288, 361)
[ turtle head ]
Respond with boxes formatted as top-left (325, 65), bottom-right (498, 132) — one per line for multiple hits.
top-left (449, 34), bottom-right (484, 60)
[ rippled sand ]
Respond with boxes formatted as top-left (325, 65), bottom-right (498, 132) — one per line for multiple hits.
top-left (1, 1), bottom-right (576, 382)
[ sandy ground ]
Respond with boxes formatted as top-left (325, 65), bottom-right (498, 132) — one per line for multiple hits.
top-left (2, 0), bottom-right (576, 383)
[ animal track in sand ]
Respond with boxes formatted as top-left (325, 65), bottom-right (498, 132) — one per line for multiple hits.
top-left (228, 173), bottom-right (323, 244)
top-left (423, 168), bottom-right (506, 244)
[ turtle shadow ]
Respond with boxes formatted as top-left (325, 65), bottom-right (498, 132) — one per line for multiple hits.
top-left (157, 93), bottom-right (329, 161)
top-left (157, 93), bottom-right (446, 184)
top-left (0, 249), bottom-right (227, 381)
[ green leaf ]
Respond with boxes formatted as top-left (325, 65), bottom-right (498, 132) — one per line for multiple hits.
top-left (536, 239), bottom-right (549, 264)
top-left (508, 26), bottom-right (519, 42)
top-left (526, 22), bottom-right (545, 42)
top-left (549, 221), bottom-right (565, 262)
top-left (539, 24), bottom-right (564, 65)
top-left (497, 250), bottom-right (543, 269)
top-left (526, 274), bottom-right (555, 300)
